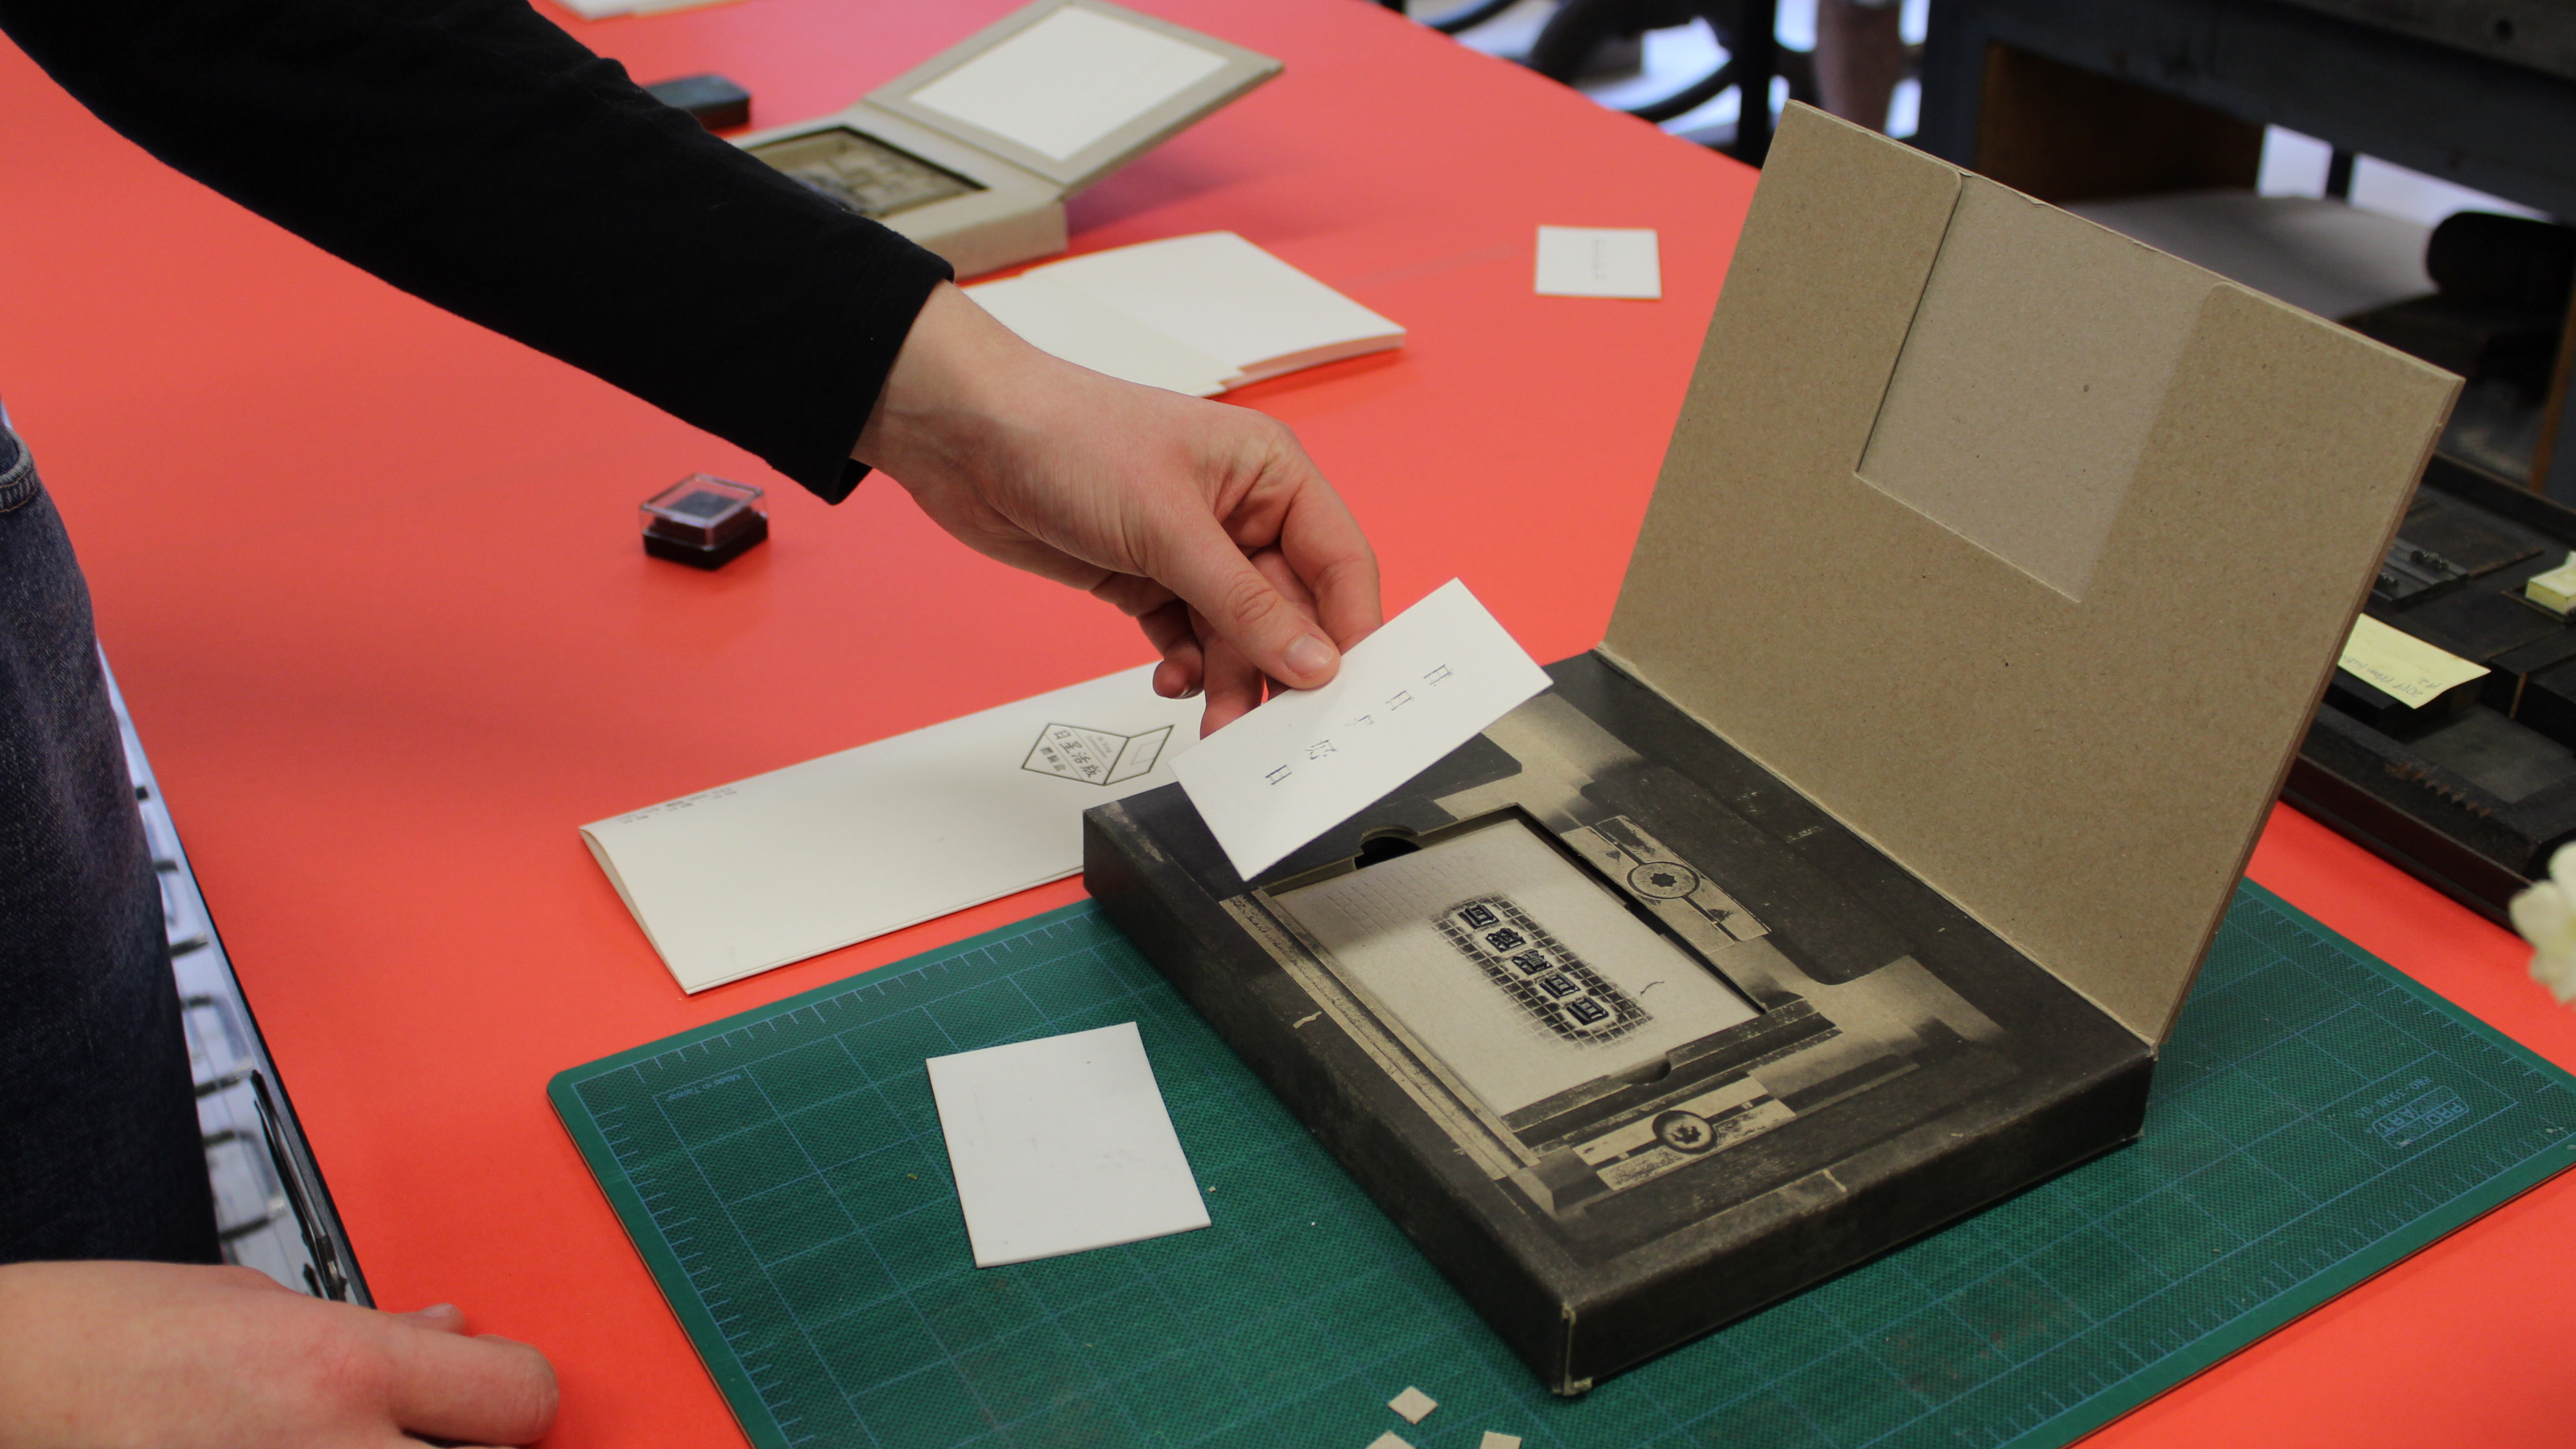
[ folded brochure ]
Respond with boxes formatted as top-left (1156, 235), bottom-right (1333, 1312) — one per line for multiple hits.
top-left (582, 666), bottom-right (1200, 993)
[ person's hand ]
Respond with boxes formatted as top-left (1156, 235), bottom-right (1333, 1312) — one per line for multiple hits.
top-left (854, 281), bottom-right (1382, 733)
top-left (0, 1261), bottom-right (556, 1448)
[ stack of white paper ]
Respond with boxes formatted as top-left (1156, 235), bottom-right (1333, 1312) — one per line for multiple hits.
top-left (966, 231), bottom-right (1405, 396)
top-left (581, 666), bottom-right (1200, 993)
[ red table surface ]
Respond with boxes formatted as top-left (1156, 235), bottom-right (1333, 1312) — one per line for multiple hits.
top-left (4, 2), bottom-right (2574, 1444)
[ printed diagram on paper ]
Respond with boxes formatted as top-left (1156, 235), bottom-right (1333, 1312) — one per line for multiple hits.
top-left (1022, 721), bottom-right (1173, 786)
top-left (1436, 896), bottom-right (1649, 1044)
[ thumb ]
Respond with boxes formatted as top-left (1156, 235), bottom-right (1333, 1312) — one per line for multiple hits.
top-left (383, 1312), bottom-right (559, 1447)
top-left (1152, 510), bottom-right (1340, 691)
top-left (400, 1303), bottom-right (464, 1334)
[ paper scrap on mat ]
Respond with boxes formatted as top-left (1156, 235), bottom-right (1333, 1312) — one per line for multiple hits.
top-left (1535, 225), bottom-right (1662, 299)
top-left (2339, 613), bottom-right (2486, 708)
top-left (1173, 579), bottom-right (1550, 880)
top-left (927, 1022), bottom-right (1211, 1267)
top-left (581, 666), bottom-right (1199, 993)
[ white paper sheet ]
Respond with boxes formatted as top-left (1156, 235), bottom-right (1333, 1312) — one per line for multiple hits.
top-left (927, 1022), bottom-right (1212, 1266)
top-left (1032, 232), bottom-right (1406, 382)
top-left (908, 6), bottom-right (1226, 162)
top-left (581, 667), bottom-right (1199, 993)
top-left (1172, 580), bottom-right (1550, 880)
top-left (965, 275), bottom-right (1241, 396)
top-left (1534, 225), bottom-right (1663, 299)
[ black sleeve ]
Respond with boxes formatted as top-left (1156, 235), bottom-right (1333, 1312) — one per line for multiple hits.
top-left (0, 0), bottom-right (951, 502)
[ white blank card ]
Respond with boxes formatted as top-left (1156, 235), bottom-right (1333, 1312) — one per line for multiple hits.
top-left (1535, 225), bottom-right (1662, 299)
top-left (927, 1022), bottom-right (1212, 1267)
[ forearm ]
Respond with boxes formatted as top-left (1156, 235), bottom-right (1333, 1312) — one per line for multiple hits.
top-left (0, 0), bottom-right (947, 498)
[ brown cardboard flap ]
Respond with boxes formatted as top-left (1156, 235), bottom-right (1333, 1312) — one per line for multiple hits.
top-left (1603, 106), bottom-right (2457, 1043)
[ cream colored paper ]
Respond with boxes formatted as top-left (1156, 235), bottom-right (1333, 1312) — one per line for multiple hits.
top-left (927, 1022), bottom-right (1212, 1266)
top-left (2339, 613), bottom-right (2487, 708)
top-left (1030, 232), bottom-right (1404, 385)
top-left (964, 275), bottom-right (1239, 396)
top-left (908, 6), bottom-right (1225, 162)
top-left (581, 667), bottom-right (1199, 993)
top-left (2528, 553), bottom-right (2576, 616)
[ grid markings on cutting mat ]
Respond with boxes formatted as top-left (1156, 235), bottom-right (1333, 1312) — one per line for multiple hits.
top-left (551, 883), bottom-right (2576, 1449)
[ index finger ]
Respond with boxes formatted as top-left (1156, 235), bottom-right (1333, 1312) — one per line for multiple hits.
top-left (1267, 470), bottom-right (1380, 654)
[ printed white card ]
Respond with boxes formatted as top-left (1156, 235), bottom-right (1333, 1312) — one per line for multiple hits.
top-left (927, 1022), bottom-right (1212, 1267)
top-left (581, 667), bottom-right (1199, 993)
top-left (909, 6), bottom-right (1226, 162)
top-left (1173, 580), bottom-right (1550, 880)
top-left (1534, 225), bottom-right (1663, 299)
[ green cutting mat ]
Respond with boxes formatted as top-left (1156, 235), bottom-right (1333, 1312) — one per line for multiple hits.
top-left (551, 883), bottom-right (2576, 1449)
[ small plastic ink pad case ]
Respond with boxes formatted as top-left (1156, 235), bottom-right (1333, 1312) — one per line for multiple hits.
top-left (642, 475), bottom-right (767, 569)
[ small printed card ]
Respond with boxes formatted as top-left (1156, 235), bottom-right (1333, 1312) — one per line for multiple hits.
top-left (1173, 579), bottom-right (1551, 879)
top-left (1535, 225), bottom-right (1662, 299)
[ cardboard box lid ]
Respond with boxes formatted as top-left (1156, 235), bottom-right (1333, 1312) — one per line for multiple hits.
top-left (1600, 107), bottom-right (2458, 1046)
top-left (864, 0), bottom-right (1281, 196)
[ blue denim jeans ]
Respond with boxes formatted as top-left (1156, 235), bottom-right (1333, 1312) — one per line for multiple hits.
top-left (0, 423), bottom-right (219, 1264)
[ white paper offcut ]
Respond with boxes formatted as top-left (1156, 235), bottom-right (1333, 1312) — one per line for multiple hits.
top-left (1173, 580), bottom-right (1550, 880)
top-left (1535, 225), bottom-right (1663, 299)
top-left (582, 667), bottom-right (1199, 993)
top-left (927, 1022), bottom-right (1212, 1267)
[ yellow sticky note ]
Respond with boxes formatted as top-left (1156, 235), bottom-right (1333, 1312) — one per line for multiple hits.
top-left (2529, 552), bottom-right (2576, 617)
top-left (2339, 613), bottom-right (2487, 708)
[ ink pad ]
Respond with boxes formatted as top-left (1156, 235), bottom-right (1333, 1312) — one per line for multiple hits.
top-left (641, 475), bottom-right (766, 569)
top-left (643, 74), bottom-right (753, 132)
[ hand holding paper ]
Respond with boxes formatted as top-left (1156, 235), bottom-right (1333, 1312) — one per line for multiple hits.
top-left (856, 282), bottom-right (1381, 733)
top-left (1174, 580), bottom-right (1552, 878)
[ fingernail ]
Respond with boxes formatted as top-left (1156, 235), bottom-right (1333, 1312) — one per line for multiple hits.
top-left (1181, 685), bottom-right (1203, 699)
top-left (1284, 634), bottom-right (1335, 679)
top-left (407, 1303), bottom-right (458, 1319)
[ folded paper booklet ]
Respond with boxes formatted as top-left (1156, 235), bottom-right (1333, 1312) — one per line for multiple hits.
top-left (583, 666), bottom-right (1199, 993)
top-left (965, 231), bottom-right (1405, 396)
